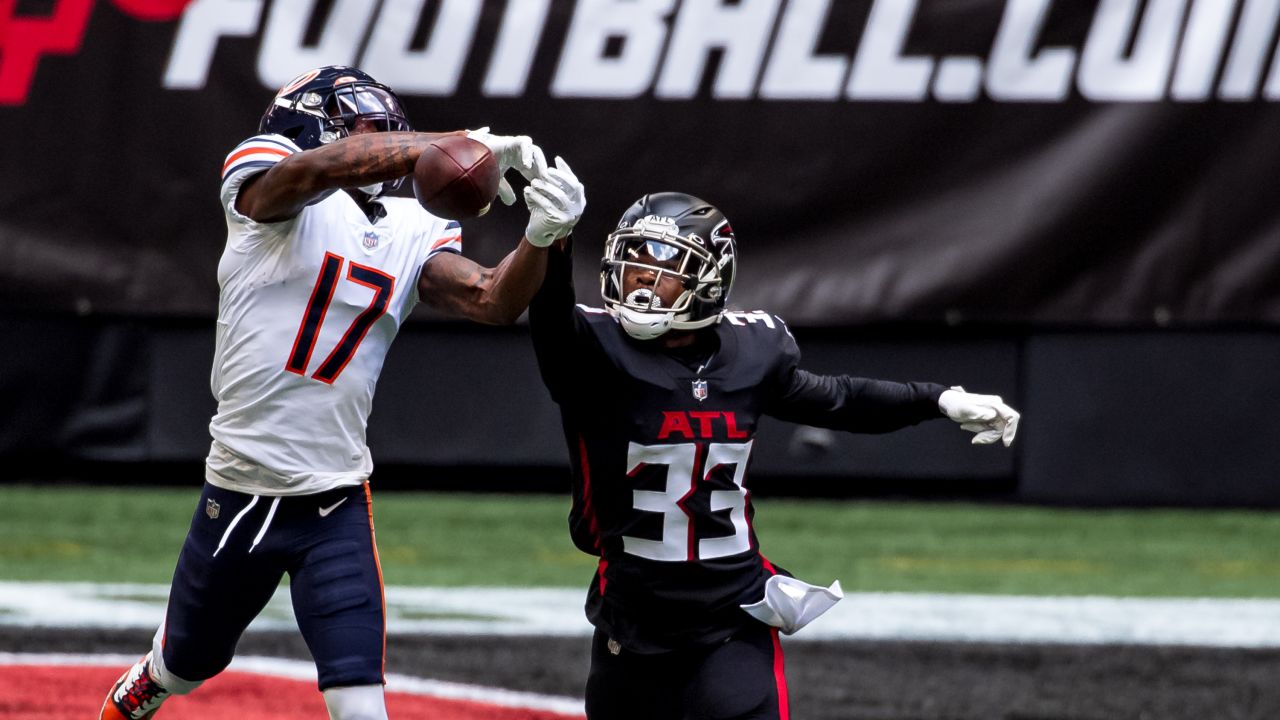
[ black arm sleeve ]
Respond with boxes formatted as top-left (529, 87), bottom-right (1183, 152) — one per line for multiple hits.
top-left (527, 238), bottom-right (588, 403)
top-left (767, 367), bottom-right (949, 433)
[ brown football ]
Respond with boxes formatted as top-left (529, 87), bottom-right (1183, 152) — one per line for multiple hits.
top-left (412, 136), bottom-right (500, 219)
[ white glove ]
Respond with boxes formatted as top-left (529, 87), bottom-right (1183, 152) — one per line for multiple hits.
top-left (466, 127), bottom-right (547, 206)
top-left (523, 156), bottom-right (585, 248)
top-left (938, 386), bottom-right (1020, 447)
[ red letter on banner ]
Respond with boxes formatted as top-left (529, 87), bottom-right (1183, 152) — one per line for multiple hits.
top-left (112, 0), bottom-right (191, 21)
top-left (0, 0), bottom-right (192, 105)
top-left (0, 0), bottom-right (94, 105)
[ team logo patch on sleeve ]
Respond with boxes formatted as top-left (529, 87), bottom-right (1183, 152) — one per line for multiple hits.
top-left (692, 379), bottom-right (708, 402)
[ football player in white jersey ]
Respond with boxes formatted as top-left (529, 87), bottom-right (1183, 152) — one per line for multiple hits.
top-left (100, 66), bottom-right (586, 720)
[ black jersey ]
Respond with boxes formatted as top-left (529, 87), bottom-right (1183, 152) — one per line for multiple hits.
top-left (529, 243), bottom-right (946, 653)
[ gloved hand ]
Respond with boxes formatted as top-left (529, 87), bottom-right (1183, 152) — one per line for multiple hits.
top-left (466, 127), bottom-right (548, 206)
top-left (523, 156), bottom-right (585, 248)
top-left (938, 386), bottom-right (1020, 447)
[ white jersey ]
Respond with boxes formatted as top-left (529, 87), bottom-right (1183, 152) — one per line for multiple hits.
top-left (207, 133), bottom-right (462, 496)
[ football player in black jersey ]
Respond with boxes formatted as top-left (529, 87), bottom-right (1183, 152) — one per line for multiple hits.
top-left (528, 191), bottom-right (1020, 720)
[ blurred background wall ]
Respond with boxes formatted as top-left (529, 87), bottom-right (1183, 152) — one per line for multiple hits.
top-left (1, 0), bottom-right (1277, 505)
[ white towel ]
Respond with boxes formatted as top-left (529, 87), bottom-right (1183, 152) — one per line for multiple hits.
top-left (741, 575), bottom-right (844, 635)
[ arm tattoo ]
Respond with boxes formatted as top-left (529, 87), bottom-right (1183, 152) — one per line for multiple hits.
top-left (420, 253), bottom-right (498, 319)
top-left (319, 132), bottom-right (421, 186)
top-left (452, 259), bottom-right (492, 289)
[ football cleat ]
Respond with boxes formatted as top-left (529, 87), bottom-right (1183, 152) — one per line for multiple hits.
top-left (100, 653), bottom-right (170, 719)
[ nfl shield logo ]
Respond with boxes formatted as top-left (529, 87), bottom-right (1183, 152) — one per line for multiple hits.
top-left (205, 499), bottom-right (220, 520)
top-left (692, 379), bottom-right (708, 402)
top-left (363, 230), bottom-right (379, 249)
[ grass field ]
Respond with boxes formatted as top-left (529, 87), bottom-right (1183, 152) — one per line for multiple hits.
top-left (3, 483), bottom-right (1279, 598)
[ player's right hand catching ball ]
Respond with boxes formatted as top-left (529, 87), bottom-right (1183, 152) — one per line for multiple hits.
top-left (466, 127), bottom-right (548, 206)
top-left (523, 157), bottom-right (585, 248)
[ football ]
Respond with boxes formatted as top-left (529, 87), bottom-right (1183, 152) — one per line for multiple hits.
top-left (412, 136), bottom-right (500, 219)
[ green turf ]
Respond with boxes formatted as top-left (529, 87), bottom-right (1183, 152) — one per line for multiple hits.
top-left (2, 484), bottom-right (1278, 598)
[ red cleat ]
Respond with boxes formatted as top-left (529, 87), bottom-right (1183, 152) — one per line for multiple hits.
top-left (100, 653), bottom-right (170, 719)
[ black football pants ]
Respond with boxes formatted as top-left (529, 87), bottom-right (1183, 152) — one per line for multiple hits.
top-left (585, 621), bottom-right (788, 720)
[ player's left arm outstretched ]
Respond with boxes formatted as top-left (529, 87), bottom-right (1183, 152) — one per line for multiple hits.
top-left (419, 156), bottom-right (585, 324)
top-left (765, 325), bottom-right (1020, 446)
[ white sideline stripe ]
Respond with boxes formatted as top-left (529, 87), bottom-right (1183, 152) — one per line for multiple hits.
top-left (5, 582), bottom-right (1280, 647)
top-left (0, 653), bottom-right (140, 666)
top-left (0, 652), bottom-right (585, 716)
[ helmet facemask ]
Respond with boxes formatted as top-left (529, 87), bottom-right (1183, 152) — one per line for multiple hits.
top-left (324, 83), bottom-right (410, 137)
top-left (601, 216), bottom-right (726, 340)
top-left (327, 83), bottom-right (409, 197)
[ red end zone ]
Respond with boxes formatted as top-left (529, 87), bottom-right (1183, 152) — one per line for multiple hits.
top-left (0, 664), bottom-right (584, 720)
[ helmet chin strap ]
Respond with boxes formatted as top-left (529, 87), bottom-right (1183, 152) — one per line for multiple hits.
top-left (618, 307), bottom-right (674, 340)
top-left (617, 288), bottom-right (674, 340)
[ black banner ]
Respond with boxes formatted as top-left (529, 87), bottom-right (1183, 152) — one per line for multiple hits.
top-left (2, 0), bottom-right (1278, 325)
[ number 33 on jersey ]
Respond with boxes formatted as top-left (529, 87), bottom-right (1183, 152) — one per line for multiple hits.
top-left (623, 439), bottom-right (755, 562)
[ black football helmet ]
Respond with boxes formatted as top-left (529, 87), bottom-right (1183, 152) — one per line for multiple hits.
top-left (601, 192), bottom-right (737, 340)
top-left (259, 66), bottom-right (411, 195)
